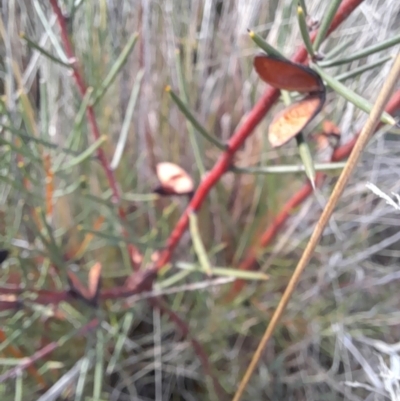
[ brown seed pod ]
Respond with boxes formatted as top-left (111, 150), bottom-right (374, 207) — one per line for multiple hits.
top-left (322, 120), bottom-right (341, 137)
top-left (268, 95), bottom-right (325, 148)
top-left (253, 54), bottom-right (325, 93)
top-left (253, 53), bottom-right (326, 148)
top-left (154, 162), bottom-right (194, 197)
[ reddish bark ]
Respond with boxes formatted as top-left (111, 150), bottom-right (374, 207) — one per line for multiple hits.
top-left (156, 0), bottom-right (366, 271)
top-left (227, 88), bottom-right (400, 299)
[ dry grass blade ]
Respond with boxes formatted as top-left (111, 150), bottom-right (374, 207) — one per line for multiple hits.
top-left (232, 54), bottom-right (400, 401)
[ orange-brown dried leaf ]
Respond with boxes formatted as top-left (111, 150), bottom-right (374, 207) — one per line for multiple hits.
top-left (88, 262), bottom-right (102, 299)
top-left (67, 270), bottom-right (87, 299)
top-left (67, 263), bottom-right (102, 305)
top-left (70, 215), bottom-right (105, 259)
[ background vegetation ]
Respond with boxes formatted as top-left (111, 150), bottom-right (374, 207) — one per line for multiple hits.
top-left (1, 0), bottom-right (400, 400)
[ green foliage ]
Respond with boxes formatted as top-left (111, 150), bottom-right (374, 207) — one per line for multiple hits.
top-left (1, 1), bottom-right (400, 400)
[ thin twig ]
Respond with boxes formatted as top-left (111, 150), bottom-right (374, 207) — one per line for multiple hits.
top-left (48, 0), bottom-right (141, 268)
top-left (232, 54), bottom-right (400, 401)
top-left (227, 88), bottom-right (400, 299)
top-left (155, 0), bottom-right (366, 273)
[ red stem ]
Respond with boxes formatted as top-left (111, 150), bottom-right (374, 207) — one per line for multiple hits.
top-left (0, 318), bottom-right (98, 383)
top-left (226, 88), bottom-right (400, 299)
top-left (46, 4), bottom-right (223, 395)
top-left (49, 0), bottom-right (118, 201)
top-left (48, 0), bottom-right (137, 264)
top-left (156, 0), bottom-right (366, 270)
